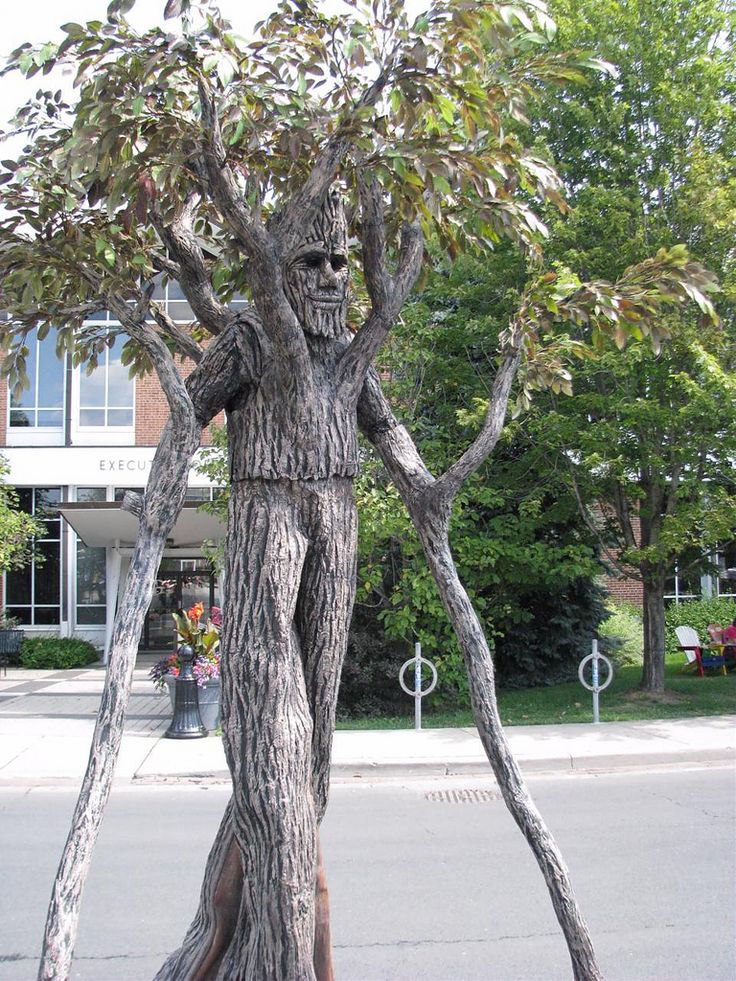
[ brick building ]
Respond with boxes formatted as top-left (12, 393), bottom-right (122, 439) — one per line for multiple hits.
top-left (599, 513), bottom-right (736, 608)
top-left (0, 289), bottom-right (228, 657)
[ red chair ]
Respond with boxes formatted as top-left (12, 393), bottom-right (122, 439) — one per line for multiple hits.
top-left (675, 625), bottom-right (726, 677)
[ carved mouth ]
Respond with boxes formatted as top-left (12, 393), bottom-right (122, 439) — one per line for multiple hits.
top-left (307, 294), bottom-right (344, 305)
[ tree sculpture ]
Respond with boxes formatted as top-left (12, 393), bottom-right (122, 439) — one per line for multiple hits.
top-left (0, 1), bottom-right (717, 978)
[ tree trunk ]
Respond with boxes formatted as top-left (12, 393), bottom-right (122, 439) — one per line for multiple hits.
top-left (38, 415), bottom-right (201, 981)
top-left (156, 475), bottom-right (357, 981)
top-left (640, 572), bottom-right (667, 693)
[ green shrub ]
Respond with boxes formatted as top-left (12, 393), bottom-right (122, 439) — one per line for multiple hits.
top-left (598, 601), bottom-right (643, 665)
top-left (665, 598), bottom-right (736, 656)
top-left (492, 577), bottom-right (611, 689)
top-left (338, 623), bottom-right (409, 719)
top-left (20, 637), bottom-right (100, 670)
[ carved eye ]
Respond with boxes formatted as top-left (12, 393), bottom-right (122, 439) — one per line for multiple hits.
top-left (330, 254), bottom-right (347, 271)
top-left (304, 254), bottom-right (323, 269)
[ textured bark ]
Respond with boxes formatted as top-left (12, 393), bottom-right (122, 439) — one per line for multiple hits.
top-left (215, 477), bottom-right (356, 978)
top-left (313, 836), bottom-right (335, 981)
top-left (158, 363), bottom-right (602, 981)
top-left (38, 413), bottom-right (201, 981)
top-left (359, 375), bottom-right (603, 981)
top-left (413, 526), bottom-right (602, 981)
top-left (37, 313), bottom-right (203, 980)
top-left (641, 572), bottom-right (667, 693)
top-left (41, 171), bottom-right (600, 978)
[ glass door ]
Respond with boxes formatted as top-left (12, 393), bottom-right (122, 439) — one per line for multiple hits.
top-left (141, 561), bottom-right (217, 651)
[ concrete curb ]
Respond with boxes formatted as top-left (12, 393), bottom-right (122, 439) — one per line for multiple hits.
top-left (126, 745), bottom-right (736, 786)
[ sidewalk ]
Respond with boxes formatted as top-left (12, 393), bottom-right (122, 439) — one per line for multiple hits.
top-left (0, 664), bottom-right (733, 786)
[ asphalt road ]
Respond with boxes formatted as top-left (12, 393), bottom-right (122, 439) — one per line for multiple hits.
top-left (1, 764), bottom-right (733, 981)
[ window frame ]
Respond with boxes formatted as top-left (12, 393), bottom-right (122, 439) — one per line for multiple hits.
top-left (6, 329), bottom-right (66, 447)
top-left (70, 325), bottom-right (135, 446)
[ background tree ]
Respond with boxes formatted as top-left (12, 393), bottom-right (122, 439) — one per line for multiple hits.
top-left (354, 251), bottom-right (610, 706)
top-left (0, 455), bottom-right (45, 576)
top-left (528, 0), bottom-right (736, 692)
top-left (0, 1), bottom-right (718, 978)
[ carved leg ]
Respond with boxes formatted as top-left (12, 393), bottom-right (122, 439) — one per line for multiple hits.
top-left (297, 479), bottom-right (358, 978)
top-left (297, 479), bottom-right (358, 820)
top-left (156, 480), bottom-right (356, 980)
top-left (218, 481), bottom-right (317, 979)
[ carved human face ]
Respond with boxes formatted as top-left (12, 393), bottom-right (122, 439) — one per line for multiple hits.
top-left (284, 195), bottom-right (349, 338)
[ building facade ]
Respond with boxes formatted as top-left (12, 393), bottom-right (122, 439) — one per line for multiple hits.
top-left (0, 297), bottom-right (226, 657)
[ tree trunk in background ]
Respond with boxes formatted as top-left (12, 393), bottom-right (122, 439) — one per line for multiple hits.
top-left (641, 572), bottom-right (667, 693)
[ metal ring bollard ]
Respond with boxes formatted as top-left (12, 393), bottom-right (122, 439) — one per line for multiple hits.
top-left (399, 642), bottom-right (438, 730)
top-left (578, 639), bottom-right (613, 724)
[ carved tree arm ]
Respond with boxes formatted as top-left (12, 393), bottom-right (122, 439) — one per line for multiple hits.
top-left (357, 369), bottom-right (602, 981)
top-left (272, 49), bottom-right (399, 255)
top-left (152, 197), bottom-right (233, 336)
top-left (198, 82), bottom-right (309, 365)
top-left (184, 318), bottom-right (249, 426)
top-left (339, 214), bottom-right (423, 397)
top-left (357, 368), bottom-right (435, 500)
top-left (359, 175), bottom-right (390, 309)
top-left (431, 347), bottom-right (522, 510)
top-left (272, 132), bottom-right (351, 254)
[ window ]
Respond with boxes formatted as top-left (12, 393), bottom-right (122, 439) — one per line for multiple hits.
top-left (716, 542), bottom-right (736, 599)
top-left (5, 487), bottom-right (62, 625)
top-left (151, 277), bottom-right (194, 323)
top-left (664, 564), bottom-right (701, 603)
top-left (113, 487), bottom-right (145, 501)
top-left (7, 330), bottom-right (65, 442)
top-left (75, 487), bottom-right (107, 626)
top-left (144, 275), bottom-right (249, 323)
top-left (78, 334), bottom-right (134, 428)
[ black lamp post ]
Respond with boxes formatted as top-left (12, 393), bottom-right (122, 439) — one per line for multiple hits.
top-left (165, 644), bottom-right (207, 739)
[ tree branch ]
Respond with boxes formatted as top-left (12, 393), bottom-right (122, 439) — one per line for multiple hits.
top-left (565, 460), bottom-right (642, 582)
top-left (430, 346), bottom-right (522, 511)
top-left (197, 80), bottom-right (309, 365)
top-left (107, 296), bottom-right (194, 434)
top-left (613, 481), bottom-right (638, 551)
top-left (148, 300), bottom-right (204, 364)
top-left (359, 175), bottom-right (390, 309)
top-left (338, 206), bottom-right (423, 398)
top-left (197, 79), bottom-right (274, 262)
top-left (151, 197), bottom-right (233, 337)
top-left (270, 53), bottom-right (400, 256)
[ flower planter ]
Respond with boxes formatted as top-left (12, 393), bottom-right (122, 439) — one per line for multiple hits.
top-left (165, 675), bottom-right (221, 732)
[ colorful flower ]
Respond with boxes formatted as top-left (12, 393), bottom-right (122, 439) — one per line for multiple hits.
top-left (149, 605), bottom-right (222, 690)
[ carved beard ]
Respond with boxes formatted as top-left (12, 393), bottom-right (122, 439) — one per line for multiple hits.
top-left (284, 193), bottom-right (349, 339)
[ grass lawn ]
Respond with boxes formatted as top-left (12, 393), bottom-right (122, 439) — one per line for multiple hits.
top-left (335, 656), bottom-right (736, 730)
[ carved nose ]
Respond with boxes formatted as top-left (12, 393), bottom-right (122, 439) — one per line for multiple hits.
top-left (318, 258), bottom-right (338, 288)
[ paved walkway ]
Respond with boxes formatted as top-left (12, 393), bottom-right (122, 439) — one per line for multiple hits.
top-left (0, 663), bottom-right (733, 786)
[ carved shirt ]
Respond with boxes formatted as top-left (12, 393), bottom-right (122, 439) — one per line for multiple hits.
top-left (192, 315), bottom-right (359, 482)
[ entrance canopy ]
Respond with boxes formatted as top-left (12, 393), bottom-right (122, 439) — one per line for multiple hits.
top-left (59, 502), bottom-right (226, 549)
